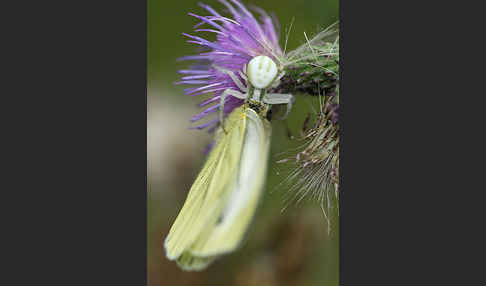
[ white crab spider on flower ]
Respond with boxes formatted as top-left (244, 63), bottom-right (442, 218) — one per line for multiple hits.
top-left (216, 55), bottom-right (295, 131)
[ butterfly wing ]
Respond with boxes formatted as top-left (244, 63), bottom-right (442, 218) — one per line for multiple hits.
top-left (165, 106), bottom-right (272, 271)
top-left (175, 252), bottom-right (216, 271)
top-left (187, 107), bottom-right (272, 257)
top-left (164, 106), bottom-right (247, 264)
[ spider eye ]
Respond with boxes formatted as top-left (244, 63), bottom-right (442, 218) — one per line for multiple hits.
top-left (246, 55), bottom-right (278, 89)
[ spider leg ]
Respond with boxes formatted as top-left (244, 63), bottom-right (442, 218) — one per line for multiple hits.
top-left (262, 93), bottom-right (295, 120)
top-left (271, 70), bottom-right (286, 88)
top-left (239, 64), bottom-right (248, 82)
top-left (238, 70), bottom-right (248, 83)
top-left (213, 65), bottom-right (247, 92)
top-left (219, 88), bottom-right (248, 133)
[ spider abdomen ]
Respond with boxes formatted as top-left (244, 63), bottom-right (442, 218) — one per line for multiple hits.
top-left (246, 55), bottom-right (278, 89)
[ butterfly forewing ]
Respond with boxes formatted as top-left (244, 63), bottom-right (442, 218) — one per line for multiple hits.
top-left (165, 105), bottom-right (272, 271)
top-left (189, 107), bottom-right (271, 257)
top-left (164, 106), bottom-right (247, 261)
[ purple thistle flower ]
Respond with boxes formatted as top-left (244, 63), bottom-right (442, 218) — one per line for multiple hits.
top-left (177, 0), bottom-right (283, 131)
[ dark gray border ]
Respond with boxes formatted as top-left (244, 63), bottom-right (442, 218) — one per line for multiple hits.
top-left (7, 0), bottom-right (147, 284)
top-left (339, 0), bottom-right (475, 284)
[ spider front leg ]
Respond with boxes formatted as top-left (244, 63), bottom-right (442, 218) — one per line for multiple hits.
top-left (262, 93), bottom-right (295, 120)
top-left (219, 88), bottom-right (248, 133)
top-left (213, 65), bottom-right (248, 92)
top-left (271, 71), bottom-right (286, 88)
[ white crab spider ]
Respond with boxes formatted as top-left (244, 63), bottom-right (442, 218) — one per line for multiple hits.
top-left (216, 55), bottom-right (294, 131)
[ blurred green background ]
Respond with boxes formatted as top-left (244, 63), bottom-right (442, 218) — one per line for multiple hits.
top-left (147, 1), bottom-right (338, 285)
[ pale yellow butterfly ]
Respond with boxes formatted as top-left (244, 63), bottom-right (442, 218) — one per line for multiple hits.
top-left (164, 55), bottom-right (293, 270)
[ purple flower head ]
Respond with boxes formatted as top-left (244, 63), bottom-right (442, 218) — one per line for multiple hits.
top-left (176, 0), bottom-right (283, 131)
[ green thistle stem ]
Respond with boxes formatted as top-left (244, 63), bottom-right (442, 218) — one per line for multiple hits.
top-left (276, 41), bottom-right (339, 98)
top-left (274, 23), bottom-right (339, 101)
